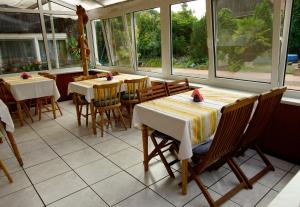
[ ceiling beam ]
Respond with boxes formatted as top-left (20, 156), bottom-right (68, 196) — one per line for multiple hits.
top-left (94, 0), bottom-right (105, 7)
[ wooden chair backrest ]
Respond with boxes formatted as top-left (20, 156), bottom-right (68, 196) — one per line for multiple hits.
top-left (93, 81), bottom-right (122, 107)
top-left (241, 87), bottom-right (287, 147)
top-left (137, 84), bottom-right (168, 103)
top-left (96, 72), bottom-right (108, 78)
top-left (165, 78), bottom-right (190, 96)
top-left (0, 81), bottom-right (14, 103)
top-left (198, 96), bottom-right (258, 171)
top-left (124, 77), bottom-right (148, 100)
top-left (73, 75), bottom-right (97, 82)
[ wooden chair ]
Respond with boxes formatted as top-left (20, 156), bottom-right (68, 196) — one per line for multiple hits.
top-left (165, 78), bottom-right (191, 96)
top-left (137, 84), bottom-right (179, 178)
top-left (36, 73), bottom-right (62, 120)
top-left (188, 96), bottom-right (258, 207)
top-left (229, 87), bottom-right (287, 188)
top-left (121, 77), bottom-right (148, 127)
top-left (0, 81), bottom-right (33, 125)
top-left (92, 81), bottom-right (127, 137)
top-left (72, 75), bottom-right (98, 126)
top-left (0, 160), bottom-right (12, 183)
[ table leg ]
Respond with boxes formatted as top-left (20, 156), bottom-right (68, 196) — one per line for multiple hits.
top-left (181, 159), bottom-right (188, 195)
top-left (6, 131), bottom-right (23, 166)
top-left (90, 101), bottom-right (97, 135)
top-left (142, 124), bottom-right (149, 171)
top-left (16, 101), bottom-right (23, 126)
top-left (73, 95), bottom-right (81, 126)
top-left (50, 96), bottom-right (56, 119)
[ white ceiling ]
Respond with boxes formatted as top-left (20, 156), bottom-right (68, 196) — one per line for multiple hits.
top-left (0, 0), bottom-right (129, 10)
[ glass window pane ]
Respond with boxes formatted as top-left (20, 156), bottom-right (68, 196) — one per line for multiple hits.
top-left (215, 0), bottom-right (273, 82)
top-left (42, 1), bottom-right (75, 12)
top-left (94, 20), bottom-right (110, 66)
top-left (285, 0), bottom-right (300, 90)
top-left (104, 16), bottom-right (133, 67)
top-left (44, 14), bottom-right (81, 69)
top-left (0, 12), bottom-right (47, 74)
top-left (0, 0), bottom-right (37, 9)
top-left (135, 8), bottom-right (162, 73)
top-left (171, 1), bottom-right (208, 78)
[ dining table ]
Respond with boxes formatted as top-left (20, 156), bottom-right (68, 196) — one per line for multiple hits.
top-left (68, 73), bottom-right (151, 134)
top-left (132, 87), bottom-right (252, 195)
top-left (2, 74), bottom-right (60, 126)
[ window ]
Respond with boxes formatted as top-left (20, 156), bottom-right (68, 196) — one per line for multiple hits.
top-left (171, 1), bottom-right (208, 78)
top-left (215, 0), bottom-right (273, 82)
top-left (134, 8), bottom-right (162, 73)
top-left (94, 20), bottom-right (110, 66)
top-left (0, 12), bottom-right (47, 74)
top-left (44, 14), bottom-right (81, 69)
top-left (104, 15), bottom-right (133, 67)
top-left (285, 0), bottom-right (300, 90)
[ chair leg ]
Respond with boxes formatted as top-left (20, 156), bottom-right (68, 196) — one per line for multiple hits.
top-left (227, 158), bottom-right (252, 189)
top-left (117, 107), bottom-right (127, 131)
top-left (90, 102), bottom-right (97, 135)
top-left (50, 96), bottom-right (56, 119)
top-left (6, 131), bottom-right (23, 166)
top-left (189, 164), bottom-right (216, 207)
top-left (129, 104), bottom-right (133, 128)
top-left (85, 105), bottom-right (89, 126)
top-left (56, 101), bottom-right (63, 116)
top-left (21, 102), bottom-right (33, 123)
top-left (99, 110), bottom-right (104, 137)
top-left (37, 99), bottom-right (42, 121)
top-left (16, 101), bottom-right (24, 126)
top-left (150, 135), bottom-right (175, 178)
top-left (112, 109), bottom-right (117, 125)
top-left (0, 160), bottom-right (13, 183)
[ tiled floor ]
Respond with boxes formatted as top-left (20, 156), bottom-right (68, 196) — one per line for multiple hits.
top-left (0, 100), bottom-right (299, 207)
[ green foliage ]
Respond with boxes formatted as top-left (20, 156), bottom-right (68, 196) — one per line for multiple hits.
top-left (67, 36), bottom-right (80, 60)
top-left (288, 0), bottom-right (300, 55)
top-left (217, 0), bottom-right (273, 72)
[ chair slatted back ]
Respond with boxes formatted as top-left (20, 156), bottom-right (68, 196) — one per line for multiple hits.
top-left (93, 81), bottom-right (122, 107)
top-left (241, 87), bottom-right (287, 146)
top-left (124, 77), bottom-right (148, 100)
top-left (199, 96), bottom-right (258, 170)
top-left (0, 81), bottom-right (14, 103)
top-left (165, 78), bottom-right (190, 96)
top-left (138, 84), bottom-right (168, 103)
top-left (73, 75), bottom-right (97, 82)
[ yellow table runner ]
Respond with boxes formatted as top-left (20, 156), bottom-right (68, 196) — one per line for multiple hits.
top-left (140, 88), bottom-right (247, 144)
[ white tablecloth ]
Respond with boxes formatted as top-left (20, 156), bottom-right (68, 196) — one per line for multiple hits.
top-left (68, 74), bottom-right (150, 102)
top-left (132, 88), bottom-right (249, 160)
top-left (0, 99), bottom-right (14, 132)
top-left (2, 75), bottom-right (60, 101)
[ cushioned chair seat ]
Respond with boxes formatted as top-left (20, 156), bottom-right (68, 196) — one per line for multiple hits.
top-left (193, 140), bottom-right (212, 155)
top-left (121, 92), bottom-right (137, 100)
top-left (94, 98), bottom-right (119, 107)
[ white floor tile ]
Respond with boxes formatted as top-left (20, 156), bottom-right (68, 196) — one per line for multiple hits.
top-left (51, 139), bottom-right (88, 156)
top-left (42, 130), bottom-right (77, 146)
top-left (115, 188), bottom-right (173, 207)
top-left (0, 157), bottom-right (23, 176)
top-left (22, 146), bottom-right (58, 168)
top-left (0, 186), bottom-right (43, 207)
top-left (149, 172), bottom-right (201, 207)
top-left (25, 158), bottom-right (71, 184)
top-left (75, 159), bottom-right (121, 185)
top-left (107, 147), bottom-right (143, 169)
top-left (255, 190), bottom-right (278, 207)
top-left (91, 171), bottom-right (145, 206)
top-left (80, 132), bottom-right (116, 146)
top-left (48, 187), bottom-right (108, 207)
top-left (62, 147), bottom-right (103, 169)
top-left (17, 138), bottom-right (48, 154)
top-left (253, 154), bottom-right (294, 172)
top-left (273, 172), bottom-right (294, 192)
top-left (35, 171), bottom-right (86, 205)
top-left (93, 138), bottom-right (130, 156)
top-left (13, 131), bottom-right (40, 144)
top-left (230, 183), bottom-right (270, 207)
top-left (0, 170), bottom-right (31, 198)
top-left (290, 165), bottom-right (300, 174)
top-left (126, 159), bottom-right (169, 186)
top-left (184, 189), bottom-right (240, 207)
